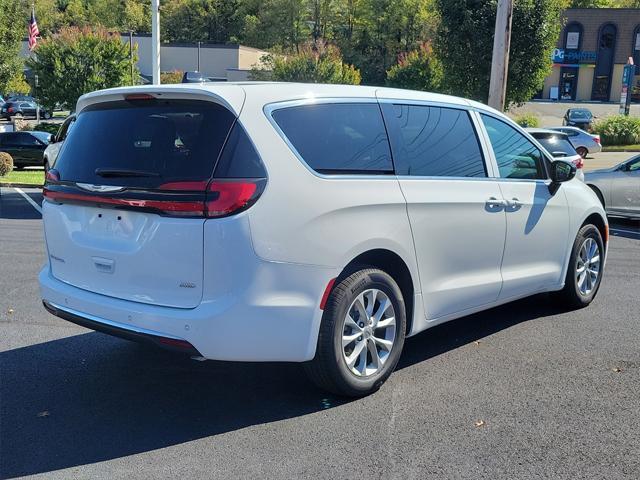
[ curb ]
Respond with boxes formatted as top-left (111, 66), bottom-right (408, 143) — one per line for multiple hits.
top-left (0, 183), bottom-right (44, 189)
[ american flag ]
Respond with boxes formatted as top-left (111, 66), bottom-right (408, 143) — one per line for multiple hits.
top-left (28, 7), bottom-right (40, 51)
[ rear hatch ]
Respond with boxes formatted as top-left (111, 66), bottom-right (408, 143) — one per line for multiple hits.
top-left (43, 90), bottom-right (257, 308)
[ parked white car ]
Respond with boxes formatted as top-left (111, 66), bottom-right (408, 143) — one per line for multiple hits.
top-left (40, 83), bottom-right (608, 396)
top-left (43, 114), bottom-right (76, 170)
top-left (526, 128), bottom-right (585, 182)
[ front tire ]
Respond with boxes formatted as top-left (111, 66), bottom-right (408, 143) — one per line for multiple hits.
top-left (305, 267), bottom-right (406, 397)
top-left (557, 224), bottom-right (604, 309)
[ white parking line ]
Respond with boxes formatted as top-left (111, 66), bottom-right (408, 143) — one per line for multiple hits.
top-left (14, 187), bottom-right (42, 215)
top-left (610, 227), bottom-right (640, 236)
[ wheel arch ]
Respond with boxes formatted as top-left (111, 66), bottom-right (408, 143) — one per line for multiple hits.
top-left (339, 249), bottom-right (415, 336)
top-left (587, 184), bottom-right (605, 208)
top-left (582, 212), bottom-right (608, 248)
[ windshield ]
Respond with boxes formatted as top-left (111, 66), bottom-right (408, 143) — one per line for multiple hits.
top-left (534, 134), bottom-right (578, 157)
top-left (31, 131), bottom-right (51, 144)
top-left (53, 99), bottom-right (236, 189)
top-left (569, 110), bottom-right (592, 120)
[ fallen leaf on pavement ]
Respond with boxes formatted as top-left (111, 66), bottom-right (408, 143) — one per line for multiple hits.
top-left (474, 420), bottom-right (485, 427)
top-left (613, 367), bottom-right (623, 373)
top-left (7, 308), bottom-right (14, 314)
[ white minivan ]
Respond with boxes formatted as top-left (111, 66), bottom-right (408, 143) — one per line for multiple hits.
top-left (40, 83), bottom-right (608, 396)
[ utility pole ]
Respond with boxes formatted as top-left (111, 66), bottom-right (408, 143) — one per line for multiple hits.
top-left (488, 0), bottom-right (513, 111)
top-left (151, 0), bottom-right (160, 84)
top-left (129, 31), bottom-right (134, 85)
top-left (197, 41), bottom-right (201, 71)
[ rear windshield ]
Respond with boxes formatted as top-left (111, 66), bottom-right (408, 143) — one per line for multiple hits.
top-left (569, 110), bottom-right (591, 119)
top-left (534, 135), bottom-right (578, 157)
top-left (54, 99), bottom-right (235, 189)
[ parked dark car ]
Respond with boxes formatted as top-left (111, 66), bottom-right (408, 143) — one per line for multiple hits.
top-left (0, 131), bottom-right (51, 168)
top-left (1, 101), bottom-right (52, 120)
top-left (563, 108), bottom-right (594, 131)
top-left (6, 95), bottom-right (36, 103)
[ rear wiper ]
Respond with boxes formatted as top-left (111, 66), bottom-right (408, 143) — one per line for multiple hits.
top-left (95, 168), bottom-right (160, 178)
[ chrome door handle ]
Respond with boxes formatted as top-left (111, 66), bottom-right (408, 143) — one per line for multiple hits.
top-left (508, 198), bottom-right (522, 208)
top-left (485, 197), bottom-right (507, 209)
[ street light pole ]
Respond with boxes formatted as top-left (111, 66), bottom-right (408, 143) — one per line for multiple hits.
top-left (197, 41), bottom-right (201, 71)
top-left (129, 30), bottom-right (134, 85)
top-left (488, 0), bottom-right (513, 111)
top-left (151, 0), bottom-right (160, 84)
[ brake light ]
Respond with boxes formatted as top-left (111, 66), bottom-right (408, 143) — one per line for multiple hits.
top-left (573, 157), bottom-right (584, 169)
top-left (125, 93), bottom-right (155, 101)
top-left (8, 107), bottom-right (13, 113)
top-left (45, 169), bottom-right (60, 182)
top-left (593, 135), bottom-right (601, 145)
top-left (206, 181), bottom-right (260, 217)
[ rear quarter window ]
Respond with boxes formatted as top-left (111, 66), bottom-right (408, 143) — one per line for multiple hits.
top-left (271, 103), bottom-right (393, 175)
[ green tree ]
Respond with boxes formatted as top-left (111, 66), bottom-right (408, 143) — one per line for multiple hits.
top-left (436, 0), bottom-right (563, 107)
top-left (386, 43), bottom-right (443, 92)
top-left (0, 0), bottom-right (25, 95)
top-left (250, 43), bottom-right (361, 84)
top-left (27, 27), bottom-right (137, 111)
top-left (162, 0), bottom-right (241, 43)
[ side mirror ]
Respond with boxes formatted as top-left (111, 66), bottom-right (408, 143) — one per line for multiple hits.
top-left (50, 134), bottom-right (57, 143)
top-left (548, 160), bottom-right (576, 195)
top-left (551, 151), bottom-right (568, 157)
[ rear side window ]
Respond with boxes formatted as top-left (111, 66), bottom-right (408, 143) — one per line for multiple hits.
top-left (54, 99), bottom-right (235, 189)
top-left (382, 104), bottom-right (486, 177)
top-left (214, 122), bottom-right (265, 178)
top-left (534, 135), bottom-right (578, 157)
top-left (271, 103), bottom-right (393, 174)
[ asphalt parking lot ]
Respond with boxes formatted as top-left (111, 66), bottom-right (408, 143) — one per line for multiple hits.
top-left (0, 187), bottom-right (638, 479)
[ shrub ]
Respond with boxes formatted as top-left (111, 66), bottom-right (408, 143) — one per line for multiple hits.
top-left (250, 43), bottom-right (361, 85)
top-left (513, 113), bottom-right (540, 128)
top-left (13, 117), bottom-right (29, 131)
top-left (593, 115), bottom-right (640, 146)
top-left (160, 70), bottom-right (184, 84)
top-left (0, 152), bottom-right (14, 177)
top-left (32, 122), bottom-right (60, 135)
top-left (386, 43), bottom-right (443, 92)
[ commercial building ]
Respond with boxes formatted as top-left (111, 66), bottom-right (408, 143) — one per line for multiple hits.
top-left (541, 8), bottom-right (640, 103)
top-left (21, 33), bottom-right (268, 82)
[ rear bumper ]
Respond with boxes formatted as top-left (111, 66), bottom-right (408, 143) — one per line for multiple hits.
top-left (39, 259), bottom-right (336, 362)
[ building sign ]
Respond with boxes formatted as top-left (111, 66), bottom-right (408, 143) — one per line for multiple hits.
top-left (620, 62), bottom-right (635, 115)
top-left (566, 32), bottom-right (580, 50)
top-left (552, 48), bottom-right (597, 65)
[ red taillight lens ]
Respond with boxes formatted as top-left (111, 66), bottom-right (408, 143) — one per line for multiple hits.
top-left (8, 107), bottom-right (13, 113)
top-left (45, 169), bottom-right (60, 183)
top-left (206, 180), bottom-right (261, 218)
top-left (573, 157), bottom-right (584, 169)
top-left (593, 136), bottom-right (601, 145)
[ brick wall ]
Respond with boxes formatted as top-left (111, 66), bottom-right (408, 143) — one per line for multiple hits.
top-left (560, 9), bottom-right (640, 64)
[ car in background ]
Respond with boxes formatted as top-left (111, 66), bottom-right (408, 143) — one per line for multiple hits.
top-left (44, 114), bottom-right (76, 170)
top-left (6, 94), bottom-right (36, 103)
top-left (181, 71), bottom-right (226, 83)
top-left (563, 108), bottom-right (594, 131)
top-left (1, 101), bottom-right (52, 120)
top-left (548, 126), bottom-right (601, 158)
top-left (585, 154), bottom-right (640, 219)
top-left (526, 128), bottom-right (585, 181)
top-left (0, 130), bottom-right (52, 168)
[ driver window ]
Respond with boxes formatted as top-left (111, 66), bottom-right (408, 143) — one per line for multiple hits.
top-left (481, 114), bottom-right (547, 180)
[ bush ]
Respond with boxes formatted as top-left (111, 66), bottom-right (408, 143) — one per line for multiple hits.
top-left (386, 43), bottom-right (443, 92)
top-left (0, 152), bottom-right (14, 177)
top-left (250, 43), bottom-right (361, 85)
top-left (13, 117), bottom-right (29, 131)
top-left (593, 115), bottom-right (640, 146)
top-left (513, 113), bottom-right (540, 128)
top-left (160, 70), bottom-right (183, 84)
top-left (32, 122), bottom-right (60, 135)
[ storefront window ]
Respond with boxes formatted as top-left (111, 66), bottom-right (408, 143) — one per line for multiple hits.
top-left (591, 23), bottom-right (617, 101)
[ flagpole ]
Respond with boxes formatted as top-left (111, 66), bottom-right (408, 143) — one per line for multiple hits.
top-left (151, 0), bottom-right (160, 85)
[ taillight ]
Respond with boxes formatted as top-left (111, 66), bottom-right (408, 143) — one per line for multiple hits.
top-left (593, 135), bottom-right (601, 145)
top-left (45, 169), bottom-right (60, 183)
top-left (206, 180), bottom-right (263, 218)
top-left (8, 107), bottom-right (13, 113)
top-left (573, 157), bottom-right (584, 169)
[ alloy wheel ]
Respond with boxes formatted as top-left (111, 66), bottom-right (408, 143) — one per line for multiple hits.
top-left (341, 288), bottom-right (396, 377)
top-left (576, 237), bottom-right (600, 296)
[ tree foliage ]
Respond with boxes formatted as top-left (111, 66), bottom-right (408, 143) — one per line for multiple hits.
top-left (251, 44), bottom-right (361, 84)
top-left (436, 0), bottom-right (564, 107)
top-left (386, 43), bottom-right (443, 92)
top-left (0, 0), bottom-right (25, 95)
top-left (27, 27), bottom-right (137, 111)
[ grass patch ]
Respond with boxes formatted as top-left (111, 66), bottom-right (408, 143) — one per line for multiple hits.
top-left (603, 144), bottom-right (640, 152)
top-left (0, 169), bottom-right (44, 186)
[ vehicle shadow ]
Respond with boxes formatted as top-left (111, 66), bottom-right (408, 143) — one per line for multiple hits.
top-left (0, 294), bottom-right (563, 478)
top-left (0, 188), bottom-right (42, 220)
top-left (608, 217), bottom-right (639, 240)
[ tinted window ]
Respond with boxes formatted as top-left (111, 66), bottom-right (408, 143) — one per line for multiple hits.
top-left (272, 103), bottom-right (393, 174)
top-left (0, 133), bottom-right (19, 146)
top-left (481, 115), bottom-right (547, 180)
top-left (214, 122), bottom-right (266, 178)
top-left (11, 132), bottom-right (41, 146)
top-left (31, 131), bottom-right (51, 144)
top-left (383, 104), bottom-right (486, 177)
top-left (533, 134), bottom-right (578, 157)
top-left (54, 99), bottom-right (235, 189)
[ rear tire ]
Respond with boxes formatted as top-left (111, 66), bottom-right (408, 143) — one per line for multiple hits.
top-left (556, 224), bottom-right (604, 309)
top-left (43, 112), bottom-right (51, 120)
top-left (305, 267), bottom-right (406, 397)
top-left (576, 147), bottom-right (588, 158)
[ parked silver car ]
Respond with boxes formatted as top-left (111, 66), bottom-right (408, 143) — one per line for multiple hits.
top-left (585, 154), bottom-right (640, 219)
top-left (548, 126), bottom-right (601, 158)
